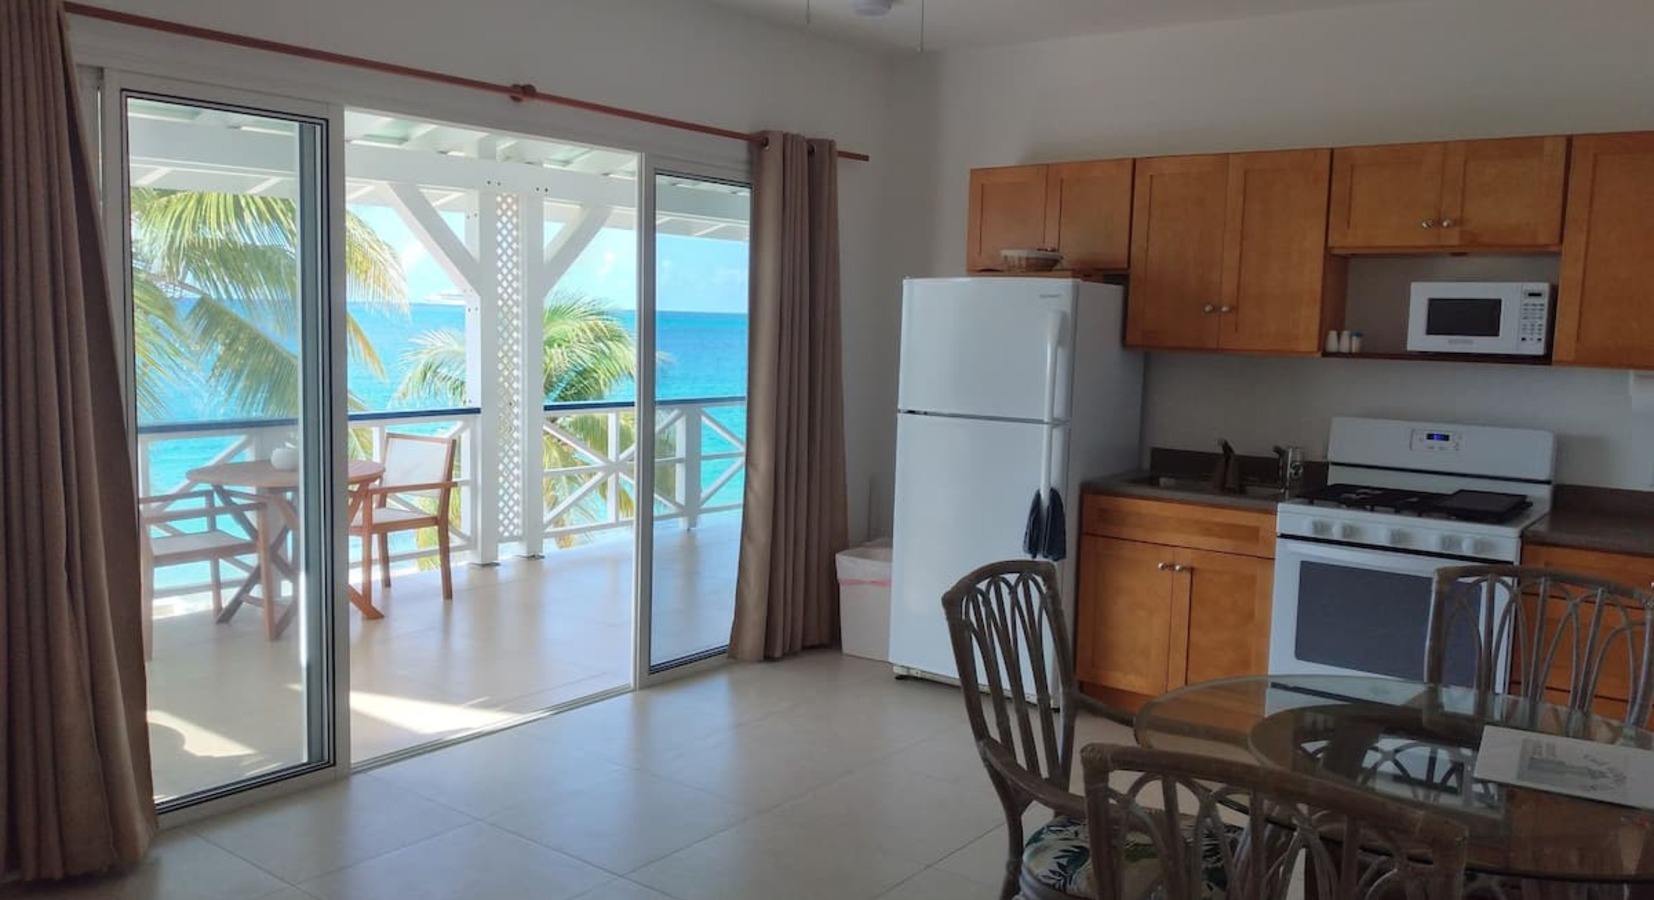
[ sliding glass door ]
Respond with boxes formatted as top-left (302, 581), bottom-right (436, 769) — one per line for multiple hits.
top-left (118, 82), bottom-right (340, 806)
top-left (646, 171), bottom-right (752, 672)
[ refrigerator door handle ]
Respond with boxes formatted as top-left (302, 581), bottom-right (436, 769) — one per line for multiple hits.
top-left (1037, 310), bottom-right (1065, 496)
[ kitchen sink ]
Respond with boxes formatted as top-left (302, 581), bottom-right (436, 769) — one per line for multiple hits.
top-left (1126, 474), bottom-right (1286, 500)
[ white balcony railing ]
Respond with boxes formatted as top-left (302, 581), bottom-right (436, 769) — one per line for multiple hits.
top-left (135, 397), bottom-right (746, 602)
top-left (540, 396), bottom-right (747, 543)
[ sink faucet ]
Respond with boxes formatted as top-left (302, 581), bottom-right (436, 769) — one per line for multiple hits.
top-left (1211, 440), bottom-right (1242, 493)
top-left (1274, 445), bottom-right (1305, 496)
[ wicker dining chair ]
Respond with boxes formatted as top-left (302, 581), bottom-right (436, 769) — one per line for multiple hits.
top-left (1080, 744), bottom-right (1470, 900)
top-left (941, 559), bottom-right (1132, 900)
top-left (1425, 565), bottom-right (1654, 724)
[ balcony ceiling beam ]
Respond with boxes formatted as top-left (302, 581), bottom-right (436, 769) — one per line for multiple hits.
top-left (385, 182), bottom-right (482, 297)
top-left (128, 117), bottom-right (746, 225)
top-left (529, 205), bottom-right (611, 306)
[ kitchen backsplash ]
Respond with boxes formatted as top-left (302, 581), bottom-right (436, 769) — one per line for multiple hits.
top-left (1141, 352), bottom-right (1654, 490)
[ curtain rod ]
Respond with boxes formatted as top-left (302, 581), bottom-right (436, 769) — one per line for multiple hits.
top-left (63, 2), bottom-right (872, 163)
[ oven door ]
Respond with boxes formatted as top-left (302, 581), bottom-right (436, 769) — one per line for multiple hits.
top-left (1269, 537), bottom-right (1504, 688)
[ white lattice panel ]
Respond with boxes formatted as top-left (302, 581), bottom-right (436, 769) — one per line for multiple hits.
top-left (494, 193), bottom-right (523, 537)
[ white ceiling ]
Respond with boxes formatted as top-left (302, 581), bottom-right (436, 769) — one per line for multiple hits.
top-left (695, 0), bottom-right (1417, 51)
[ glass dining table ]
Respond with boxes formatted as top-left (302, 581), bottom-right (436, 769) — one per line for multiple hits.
top-left (1135, 674), bottom-right (1654, 884)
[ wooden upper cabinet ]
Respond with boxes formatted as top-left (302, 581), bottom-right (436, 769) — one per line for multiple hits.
top-left (1328, 142), bottom-right (1448, 250)
top-left (1219, 149), bottom-right (1343, 355)
top-left (1126, 155), bottom-right (1229, 350)
top-left (1179, 548), bottom-right (1274, 687)
top-left (1330, 137), bottom-right (1567, 252)
top-left (1075, 536), bottom-right (1177, 696)
top-left (966, 165), bottom-right (1049, 272)
top-left (1555, 132), bottom-right (1654, 370)
top-left (1044, 159), bottom-right (1134, 271)
top-left (1440, 136), bottom-right (1567, 249)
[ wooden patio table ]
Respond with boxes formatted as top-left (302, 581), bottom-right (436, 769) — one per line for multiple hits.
top-left (1136, 673), bottom-right (1654, 886)
top-left (185, 459), bottom-right (387, 635)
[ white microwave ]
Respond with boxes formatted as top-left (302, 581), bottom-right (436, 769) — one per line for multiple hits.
top-left (1406, 281), bottom-right (1553, 356)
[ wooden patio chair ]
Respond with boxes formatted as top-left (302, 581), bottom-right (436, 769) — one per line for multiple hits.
top-left (941, 559), bottom-right (1134, 900)
top-left (1079, 743), bottom-right (1469, 900)
top-left (139, 488), bottom-right (271, 657)
top-left (350, 432), bottom-right (459, 605)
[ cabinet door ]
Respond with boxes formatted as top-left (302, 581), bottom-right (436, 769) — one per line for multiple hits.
top-left (1126, 155), bottom-right (1228, 350)
top-left (1177, 549), bottom-right (1274, 687)
top-left (1075, 537), bottom-right (1177, 696)
top-left (1439, 136), bottom-right (1567, 249)
top-left (1044, 159), bottom-right (1133, 271)
top-left (1328, 142), bottom-right (1448, 250)
top-left (966, 165), bottom-right (1049, 272)
top-left (1555, 132), bottom-right (1654, 370)
top-left (1218, 149), bottom-right (1340, 354)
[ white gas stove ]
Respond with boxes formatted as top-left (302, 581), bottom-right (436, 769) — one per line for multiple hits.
top-left (1269, 417), bottom-right (1556, 686)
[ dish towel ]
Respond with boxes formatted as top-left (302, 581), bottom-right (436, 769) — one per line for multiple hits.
top-left (1022, 490), bottom-right (1045, 559)
top-left (1041, 488), bottom-right (1067, 562)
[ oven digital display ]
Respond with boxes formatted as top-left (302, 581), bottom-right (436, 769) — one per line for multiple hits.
top-left (1411, 429), bottom-right (1460, 452)
top-left (1425, 297), bottom-right (1503, 337)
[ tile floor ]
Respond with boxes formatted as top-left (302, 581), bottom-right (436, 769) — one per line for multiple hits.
top-left (148, 515), bottom-right (740, 801)
top-left (15, 651), bottom-right (1135, 900)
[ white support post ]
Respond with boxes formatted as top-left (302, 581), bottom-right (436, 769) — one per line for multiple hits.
top-left (517, 194), bottom-right (546, 559)
top-left (468, 203), bottom-right (501, 565)
top-left (683, 403), bottom-right (702, 531)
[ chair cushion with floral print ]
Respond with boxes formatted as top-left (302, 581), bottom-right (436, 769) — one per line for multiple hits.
top-left (1020, 815), bottom-right (1236, 900)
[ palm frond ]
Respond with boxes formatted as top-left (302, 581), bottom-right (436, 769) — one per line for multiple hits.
top-left (131, 275), bottom-right (197, 422)
top-left (393, 328), bottom-right (470, 406)
top-left (185, 296), bottom-right (301, 418)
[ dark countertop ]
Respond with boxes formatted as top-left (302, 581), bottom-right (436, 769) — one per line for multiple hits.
top-left (1084, 471), bottom-right (1284, 514)
top-left (1524, 485), bottom-right (1654, 558)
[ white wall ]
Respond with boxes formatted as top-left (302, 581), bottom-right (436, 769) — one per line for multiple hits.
top-left (891, 0), bottom-right (1654, 488)
top-left (75, 0), bottom-right (903, 540)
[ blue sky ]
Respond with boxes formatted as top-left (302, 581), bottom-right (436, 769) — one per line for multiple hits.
top-left (353, 205), bottom-right (748, 314)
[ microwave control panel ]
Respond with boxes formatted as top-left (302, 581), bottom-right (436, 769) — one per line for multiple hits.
top-left (1519, 288), bottom-right (1550, 346)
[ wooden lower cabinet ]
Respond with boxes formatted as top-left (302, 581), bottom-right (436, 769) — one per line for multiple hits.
top-left (1076, 526), bottom-right (1274, 707)
top-left (1076, 536), bottom-right (1177, 696)
top-left (1179, 548), bottom-right (1275, 688)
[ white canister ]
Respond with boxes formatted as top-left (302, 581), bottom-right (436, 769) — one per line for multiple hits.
top-left (269, 445), bottom-right (299, 471)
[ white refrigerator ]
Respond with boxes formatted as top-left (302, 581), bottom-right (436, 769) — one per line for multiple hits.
top-left (888, 277), bottom-right (1143, 686)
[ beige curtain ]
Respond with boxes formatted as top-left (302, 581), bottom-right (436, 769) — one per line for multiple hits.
top-left (1, 0), bottom-right (158, 882)
top-left (729, 132), bottom-right (849, 661)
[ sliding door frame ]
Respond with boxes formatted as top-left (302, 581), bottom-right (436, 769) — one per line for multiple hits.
top-left (634, 155), bottom-right (752, 689)
top-left (102, 69), bottom-right (353, 822)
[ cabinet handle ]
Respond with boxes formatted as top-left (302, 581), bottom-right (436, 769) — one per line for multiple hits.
top-left (1170, 564), bottom-right (1191, 573)
top-left (1420, 218), bottom-right (1437, 229)
top-left (1202, 304), bottom-right (1216, 314)
top-left (1219, 306), bottom-right (1235, 314)
top-left (1157, 562), bottom-right (1173, 571)
top-left (1440, 218), bottom-right (1456, 228)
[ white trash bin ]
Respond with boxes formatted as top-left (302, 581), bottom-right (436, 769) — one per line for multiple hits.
top-left (836, 540), bottom-right (893, 662)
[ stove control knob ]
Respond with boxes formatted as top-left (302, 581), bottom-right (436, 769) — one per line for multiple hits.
top-left (1310, 520), bottom-right (1333, 537)
top-left (1437, 534), bottom-right (1464, 553)
top-left (1387, 529), bottom-right (1411, 547)
top-left (1339, 523), bottom-right (1361, 541)
top-left (1469, 538), bottom-right (1492, 557)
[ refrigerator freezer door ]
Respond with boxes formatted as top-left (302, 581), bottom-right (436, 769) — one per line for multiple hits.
top-left (889, 411), bottom-right (1066, 683)
top-left (898, 278), bottom-right (1075, 422)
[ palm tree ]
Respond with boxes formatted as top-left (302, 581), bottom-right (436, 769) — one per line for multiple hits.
top-left (395, 290), bottom-right (652, 545)
top-left (130, 188), bottom-right (405, 422)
